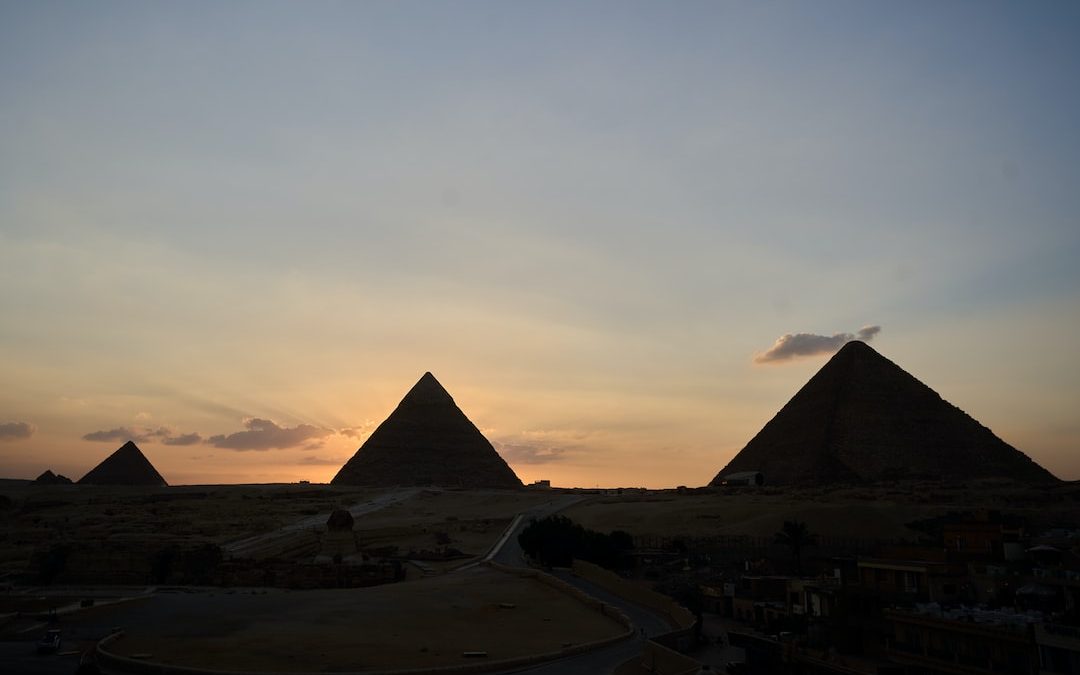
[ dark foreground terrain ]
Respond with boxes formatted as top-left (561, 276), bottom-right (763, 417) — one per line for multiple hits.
top-left (2, 479), bottom-right (1079, 674)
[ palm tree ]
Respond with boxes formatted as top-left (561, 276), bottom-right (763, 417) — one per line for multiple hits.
top-left (774, 520), bottom-right (816, 575)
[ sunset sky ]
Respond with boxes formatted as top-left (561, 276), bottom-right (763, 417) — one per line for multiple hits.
top-left (2, 2), bottom-right (1078, 487)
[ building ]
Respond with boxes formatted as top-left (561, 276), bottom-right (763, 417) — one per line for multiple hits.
top-left (857, 550), bottom-right (968, 605)
top-left (1036, 622), bottom-right (1080, 674)
top-left (720, 471), bottom-right (765, 487)
top-left (885, 606), bottom-right (1039, 675)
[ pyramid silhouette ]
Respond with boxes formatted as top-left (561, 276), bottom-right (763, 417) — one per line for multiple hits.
top-left (33, 470), bottom-right (73, 485)
top-left (332, 372), bottom-right (522, 489)
top-left (711, 341), bottom-right (1057, 486)
top-left (78, 441), bottom-right (168, 486)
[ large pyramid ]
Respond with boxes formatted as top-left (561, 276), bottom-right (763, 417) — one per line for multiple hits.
top-left (711, 341), bottom-right (1057, 486)
top-left (78, 440), bottom-right (168, 486)
top-left (332, 372), bottom-right (523, 489)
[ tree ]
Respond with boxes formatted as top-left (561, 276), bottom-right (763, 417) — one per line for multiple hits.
top-left (517, 516), bottom-right (633, 569)
top-left (37, 544), bottom-right (69, 585)
top-left (518, 515), bottom-right (580, 567)
top-left (774, 520), bottom-right (816, 575)
top-left (151, 547), bottom-right (178, 584)
top-left (180, 544), bottom-right (223, 585)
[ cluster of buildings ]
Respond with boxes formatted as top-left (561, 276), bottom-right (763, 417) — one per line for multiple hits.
top-left (688, 512), bottom-right (1080, 675)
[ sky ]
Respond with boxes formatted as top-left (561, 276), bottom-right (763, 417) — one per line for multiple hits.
top-left (1, 1), bottom-right (1078, 487)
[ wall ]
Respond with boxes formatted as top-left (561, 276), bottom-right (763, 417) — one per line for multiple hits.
top-left (570, 559), bottom-right (696, 630)
top-left (614, 640), bottom-right (701, 675)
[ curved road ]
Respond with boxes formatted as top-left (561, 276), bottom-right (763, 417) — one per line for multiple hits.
top-left (489, 495), bottom-right (676, 675)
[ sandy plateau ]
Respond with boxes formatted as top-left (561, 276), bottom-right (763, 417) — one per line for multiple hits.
top-left (3, 479), bottom-right (1080, 672)
top-left (102, 566), bottom-right (623, 671)
top-left (564, 481), bottom-right (1080, 540)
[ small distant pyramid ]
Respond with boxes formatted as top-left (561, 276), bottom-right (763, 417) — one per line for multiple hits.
top-left (33, 470), bottom-right (73, 485)
top-left (711, 341), bottom-right (1057, 486)
top-left (332, 372), bottom-right (523, 489)
top-left (78, 441), bottom-right (168, 486)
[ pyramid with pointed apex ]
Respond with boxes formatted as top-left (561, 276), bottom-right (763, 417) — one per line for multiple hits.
top-left (33, 470), bottom-right (73, 485)
top-left (711, 341), bottom-right (1057, 486)
top-left (78, 441), bottom-right (168, 486)
top-left (332, 372), bottom-right (523, 489)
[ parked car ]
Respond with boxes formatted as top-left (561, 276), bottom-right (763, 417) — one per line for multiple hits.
top-left (37, 628), bottom-right (61, 654)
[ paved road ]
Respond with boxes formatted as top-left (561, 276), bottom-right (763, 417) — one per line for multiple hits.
top-left (487, 495), bottom-right (678, 675)
top-left (490, 493), bottom-right (586, 567)
top-left (1, 611), bottom-right (120, 675)
top-left (1, 590), bottom-right (156, 675)
top-left (0, 641), bottom-right (85, 675)
top-left (223, 487), bottom-right (424, 558)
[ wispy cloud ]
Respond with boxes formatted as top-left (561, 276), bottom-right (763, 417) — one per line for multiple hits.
top-left (297, 456), bottom-right (345, 466)
top-left (82, 427), bottom-right (141, 443)
top-left (338, 425), bottom-right (372, 439)
top-left (0, 421), bottom-right (35, 441)
top-left (496, 442), bottom-right (570, 464)
top-left (494, 429), bottom-right (584, 465)
top-left (82, 425), bottom-right (202, 445)
top-left (207, 418), bottom-right (333, 451)
top-left (754, 325), bottom-right (882, 364)
top-left (162, 432), bottom-right (202, 446)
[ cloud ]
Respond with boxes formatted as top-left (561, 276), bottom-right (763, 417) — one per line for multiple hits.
top-left (493, 428), bottom-right (592, 465)
top-left (339, 426), bottom-right (369, 439)
top-left (83, 425), bottom-right (203, 445)
top-left (82, 427), bottom-right (141, 443)
top-left (496, 443), bottom-right (570, 464)
top-left (857, 325), bottom-right (881, 340)
top-left (163, 432), bottom-right (202, 446)
top-left (0, 421), bottom-right (35, 441)
top-left (753, 325), bottom-right (882, 364)
top-left (207, 418), bottom-right (333, 451)
top-left (297, 456), bottom-right (345, 466)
